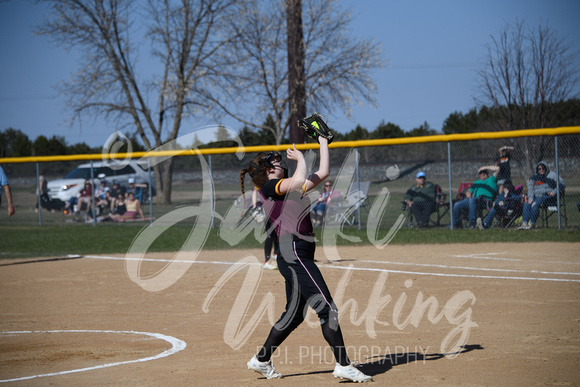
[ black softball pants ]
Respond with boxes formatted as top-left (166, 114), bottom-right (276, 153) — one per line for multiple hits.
top-left (256, 234), bottom-right (350, 366)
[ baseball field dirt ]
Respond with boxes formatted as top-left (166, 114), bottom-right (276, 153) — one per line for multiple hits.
top-left (1, 242), bottom-right (579, 385)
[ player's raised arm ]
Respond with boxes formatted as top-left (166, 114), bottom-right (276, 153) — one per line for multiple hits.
top-left (303, 137), bottom-right (330, 193)
top-left (297, 113), bottom-right (333, 193)
top-left (277, 144), bottom-right (307, 194)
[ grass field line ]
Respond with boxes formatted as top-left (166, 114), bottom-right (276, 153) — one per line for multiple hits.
top-left (449, 253), bottom-right (520, 261)
top-left (358, 260), bottom-right (580, 276)
top-left (450, 252), bottom-right (580, 266)
top-left (319, 265), bottom-right (580, 283)
top-left (80, 255), bottom-right (580, 283)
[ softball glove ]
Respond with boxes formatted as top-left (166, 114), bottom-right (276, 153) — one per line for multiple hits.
top-left (298, 112), bottom-right (334, 144)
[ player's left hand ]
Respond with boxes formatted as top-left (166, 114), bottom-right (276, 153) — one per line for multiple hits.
top-left (286, 144), bottom-right (303, 162)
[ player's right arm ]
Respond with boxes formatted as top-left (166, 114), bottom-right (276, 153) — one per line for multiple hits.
top-left (277, 144), bottom-right (307, 194)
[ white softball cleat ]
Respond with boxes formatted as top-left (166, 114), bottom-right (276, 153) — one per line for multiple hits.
top-left (333, 363), bottom-right (373, 383)
top-left (263, 261), bottom-right (278, 270)
top-left (247, 355), bottom-right (283, 379)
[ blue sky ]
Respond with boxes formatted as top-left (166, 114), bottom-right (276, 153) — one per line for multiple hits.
top-left (1, 0), bottom-right (579, 148)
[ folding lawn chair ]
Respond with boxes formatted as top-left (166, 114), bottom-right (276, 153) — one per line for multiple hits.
top-left (539, 189), bottom-right (568, 228)
top-left (488, 184), bottom-right (524, 228)
top-left (326, 181), bottom-right (371, 226)
top-left (451, 182), bottom-right (495, 228)
top-left (404, 184), bottom-right (448, 228)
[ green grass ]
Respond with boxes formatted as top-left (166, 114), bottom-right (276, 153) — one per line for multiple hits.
top-left (390, 226), bottom-right (579, 244)
top-left (3, 181), bottom-right (579, 260)
top-left (1, 223), bottom-right (578, 260)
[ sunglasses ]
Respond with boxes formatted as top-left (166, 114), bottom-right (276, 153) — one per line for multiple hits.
top-left (325, 184), bottom-right (332, 187)
top-left (265, 152), bottom-right (282, 164)
top-left (537, 166), bottom-right (546, 171)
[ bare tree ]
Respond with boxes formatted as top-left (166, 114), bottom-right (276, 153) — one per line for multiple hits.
top-left (211, 0), bottom-right (384, 145)
top-left (37, 0), bottom-right (240, 204)
top-left (477, 19), bottom-right (579, 174)
top-left (286, 0), bottom-right (306, 144)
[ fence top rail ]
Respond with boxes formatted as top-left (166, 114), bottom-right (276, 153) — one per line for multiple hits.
top-left (1, 126), bottom-right (579, 164)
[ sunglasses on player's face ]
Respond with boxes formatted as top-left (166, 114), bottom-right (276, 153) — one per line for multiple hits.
top-left (265, 152), bottom-right (282, 165)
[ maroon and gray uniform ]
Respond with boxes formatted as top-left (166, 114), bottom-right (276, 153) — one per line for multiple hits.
top-left (260, 178), bottom-right (313, 238)
top-left (256, 178), bottom-right (350, 366)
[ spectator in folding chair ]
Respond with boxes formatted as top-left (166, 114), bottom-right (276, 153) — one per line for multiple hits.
top-left (310, 180), bottom-right (342, 226)
top-left (482, 180), bottom-right (522, 229)
top-left (452, 165), bottom-right (499, 229)
top-left (518, 161), bottom-right (565, 230)
top-left (64, 180), bottom-right (93, 216)
top-left (94, 179), bottom-right (110, 216)
top-left (109, 180), bottom-right (126, 201)
top-left (403, 171), bottom-right (438, 227)
top-left (125, 178), bottom-right (148, 202)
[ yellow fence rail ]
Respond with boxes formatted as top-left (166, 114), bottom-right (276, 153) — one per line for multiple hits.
top-left (1, 126), bottom-right (579, 164)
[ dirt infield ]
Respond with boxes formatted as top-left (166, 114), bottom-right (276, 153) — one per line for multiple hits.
top-left (1, 242), bottom-right (579, 386)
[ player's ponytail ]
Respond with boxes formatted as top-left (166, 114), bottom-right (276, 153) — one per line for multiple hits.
top-left (239, 153), bottom-right (269, 213)
top-left (240, 168), bottom-right (249, 197)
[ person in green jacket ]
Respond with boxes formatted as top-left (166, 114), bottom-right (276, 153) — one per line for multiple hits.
top-left (452, 165), bottom-right (499, 228)
top-left (404, 171), bottom-right (439, 227)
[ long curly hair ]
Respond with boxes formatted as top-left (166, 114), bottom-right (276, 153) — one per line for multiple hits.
top-left (240, 152), bottom-right (270, 197)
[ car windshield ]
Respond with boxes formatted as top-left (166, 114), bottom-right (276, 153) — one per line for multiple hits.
top-left (64, 165), bottom-right (136, 179)
top-left (65, 168), bottom-right (91, 179)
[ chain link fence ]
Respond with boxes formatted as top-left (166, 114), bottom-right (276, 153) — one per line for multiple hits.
top-left (355, 134), bottom-right (579, 230)
top-left (1, 130), bottom-right (579, 230)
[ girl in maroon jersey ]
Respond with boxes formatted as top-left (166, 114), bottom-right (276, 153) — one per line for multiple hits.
top-left (239, 139), bottom-right (372, 382)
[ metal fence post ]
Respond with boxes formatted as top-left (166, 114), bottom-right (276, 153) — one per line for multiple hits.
top-left (209, 154), bottom-right (215, 229)
top-left (448, 142), bottom-right (453, 230)
top-left (36, 162), bottom-right (42, 226)
top-left (90, 160), bottom-right (96, 226)
top-left (355, 148), bottom-right (361, 230)
top-left (555, 136), bottom-right (561, 230)
top-left (147, 158), bottom-right (153, 225)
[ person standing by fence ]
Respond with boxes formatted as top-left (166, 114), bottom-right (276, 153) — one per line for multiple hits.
top-left (0, 166), bottom-right (15, 217)
top-left (495, 145), bottom-right (514, 193)
top-left (35, 170), bottom-right (48, 213)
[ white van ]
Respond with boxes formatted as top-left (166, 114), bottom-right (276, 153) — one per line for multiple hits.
top-left (47, 161), bottom-right (155, 203)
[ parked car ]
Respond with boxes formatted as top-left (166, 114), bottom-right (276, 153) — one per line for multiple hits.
top-left (47, 161), bottom-right (155, 203)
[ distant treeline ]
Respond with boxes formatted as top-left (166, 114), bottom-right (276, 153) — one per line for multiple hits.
top-left (2, 99), bottom-right (578, 173)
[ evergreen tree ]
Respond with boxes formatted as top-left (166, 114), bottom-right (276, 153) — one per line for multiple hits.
top-left (408, 122), bottom-right (439, 137)
top-left (442, 108), bottom-right (479, 134)
top-left (0, 128), bottom-right (32, 157)
top-left (370, 120), bottom-right (405, 139)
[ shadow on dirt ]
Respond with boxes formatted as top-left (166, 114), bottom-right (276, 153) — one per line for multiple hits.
top-left (0, 255), bottom-right (84, 267)
top-left (360, 344), bottom-right (484, 377)
top-left (280, 344), bottom-right (484, 380)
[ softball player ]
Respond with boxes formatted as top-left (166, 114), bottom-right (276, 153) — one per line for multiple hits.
top-left (251, 186), bottom-right (279, 270)
top-left (239, 138), bottom-right (372, 382)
